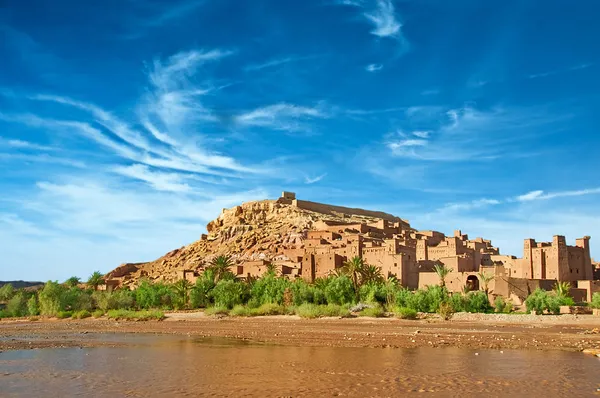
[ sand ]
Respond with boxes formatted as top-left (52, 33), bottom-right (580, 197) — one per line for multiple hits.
top-left (1, 312), bottom-right (600, 353)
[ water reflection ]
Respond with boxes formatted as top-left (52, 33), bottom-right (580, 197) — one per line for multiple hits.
top-left (1, 335), bottom-right (598, 397)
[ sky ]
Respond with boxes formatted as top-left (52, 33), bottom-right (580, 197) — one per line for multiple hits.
top-left (1, 0), bottom-right (599, 281)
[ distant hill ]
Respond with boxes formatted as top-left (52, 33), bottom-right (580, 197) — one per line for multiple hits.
top-left (0, 281), bottom-right (44, 289)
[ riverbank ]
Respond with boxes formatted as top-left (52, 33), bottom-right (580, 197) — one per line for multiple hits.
top-left (1, 312), bottom-right (600, 352)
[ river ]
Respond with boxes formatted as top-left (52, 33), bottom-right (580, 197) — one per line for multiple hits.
top-left (1, 334), bottom-right (598, 397)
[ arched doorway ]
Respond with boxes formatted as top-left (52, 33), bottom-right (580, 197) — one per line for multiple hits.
top-left (466, 275), bottom-right (479, 291)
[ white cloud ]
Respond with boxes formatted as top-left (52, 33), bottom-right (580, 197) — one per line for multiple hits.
top-left (516, 188), bottom-right (600, 202)
top-left (385, 105), bottom-right (567, 162)
top-left (366, 63), bottom-right (383, 72)
top-left (113, 164), bottom-right (193, 193)
top-left (245, 57), bottom-right (294, 71)
top-left (304, 173), bottom-right (327, 184)
top-left (412, 130), bottom-right (430, 138)
top-left (0, 138), bottom-right (54, 151)
top-left (236, 103), bottom-right (329, 133)
top-left (364, 0), bottom-right (402, 38)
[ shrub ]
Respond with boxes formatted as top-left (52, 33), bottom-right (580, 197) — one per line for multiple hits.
top-left (107, 309), bottom-right (164, 321)
top-left (92, 309), bottom-right (105, 318)
top-left (7, 292), bottom-right (29, 317)
top-left (134, 280), bottom-right (175, 309)
top-left (249, 303), bottom-right (287, 316)
top-left (289, 279), bottom-right (326, 305)
top-left (294, 303), bottom-right (349, 318)
top-left (525, 289), bottom-right (563, 315)
top-left (437, 302), bottom-right (454, 320)
top-left (0, 310), bottom-right (8, 319)
top-left (494, 297), bottom-right (513, 314)
top-left (250, 275), bottom-right (291, 306)
top-left (324, 276), bottom-right (355, 305)
top-left (359, 304), bottom-right (385, 318)
top-left (27, 295), bottom-right (40, 316)
top-left (204, 305), bottom-right (230, 316)
top-left (190, 271), bottom-right (216, 308)
top-left (591, 293), bottom-right (600, 309)
top-left (63, 287), bottom-right (93, 311)
top-left (359, 283), bottom-right (387, 304)
top-left (39, 281), bottom-right (67, 316)
top-left (72, 310), bottom-right (91, 319)
top-left (394, 307), bottom-right (417, 320)
top-left (321, 304), bottom-right (350, 317)
top-left (56, 311), bottom-right (72, 319)
top-left (229, 305), bottom-right (251, 317)
top-left (463, 291), bottom-right (492, 313)
top-left (93, 290), bottom-right (135, 311)
top-left (0, 284), bottom-right (15, 301)
top-left (210, 280), bottom-right (249, 309)
top-left (295, 303), bottom-right (321, 318)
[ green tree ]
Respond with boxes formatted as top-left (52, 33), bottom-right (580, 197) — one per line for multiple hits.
top-left (87, 271), bottom-right (105, 291)
top-left (340, 256), bottom-right (366, 295)
top-left (0, 283), bottom-right (14, 301)
top-left (65, 276), bottom-right (81, 288)
top-left (433, 264), bottom-right (453, 288)
top-left (477, 271), bottom-right (494, 295)
top-left (39, 281), bottom-right (67, 316)
top-left (208, 255), bottom-right (235, 283)
top-left (361, 264), bottom-right (384, 285)
top-left (172, 279), bottom-right (192, 309)
top-left (553, 281), bottom-right (571, 298)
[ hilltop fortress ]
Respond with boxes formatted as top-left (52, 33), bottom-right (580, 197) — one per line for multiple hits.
top-left (106, 192), bottom-right (600, 304)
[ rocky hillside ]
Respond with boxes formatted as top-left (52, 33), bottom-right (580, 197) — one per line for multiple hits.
top-left (105, 196), bottom-right (403, 287)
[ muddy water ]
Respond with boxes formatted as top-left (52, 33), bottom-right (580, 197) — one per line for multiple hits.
top-left (1, 334), bottom-right (599, 397)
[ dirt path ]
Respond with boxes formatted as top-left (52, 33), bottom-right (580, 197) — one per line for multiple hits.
top-left (1, 313), bottom-right (600, 352)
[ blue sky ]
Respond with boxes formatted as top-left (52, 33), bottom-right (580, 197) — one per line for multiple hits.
top-left (1, 0), bottom-right (600, 281)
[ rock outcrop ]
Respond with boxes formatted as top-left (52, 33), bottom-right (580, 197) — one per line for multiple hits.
top-left (106, 196), bottom-right (404, 288)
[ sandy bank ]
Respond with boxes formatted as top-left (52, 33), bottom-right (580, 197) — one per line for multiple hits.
top-left (1, 312), bottom-right (600, 352)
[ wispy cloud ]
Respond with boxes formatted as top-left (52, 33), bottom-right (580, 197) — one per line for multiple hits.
top-left (528, 62), bottom-right (594, 79)
top-left (113, 164), bottom-right (193, 193)
top-left (0, 137), bottom-right (54, 151)
top-left (363, 0), bottom-right (402, 38)
top-left (336, 0), bottom-right (409, 53)
top-left (365, 63), bottom-right (383, 72)
top-left (304, 173), bottom-right (327, 184)
top-left (384, 105), bottom-right (567, 162)
top-left (123, 0), bottom-right (206, 39)
top-left (516, 188), bottom-right (600, 202)
top-left (235, 103), bottom-right (329, 133)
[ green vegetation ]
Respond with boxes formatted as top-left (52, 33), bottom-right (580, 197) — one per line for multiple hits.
top-left (494, 296), bottom-right (514, 314)
top-left (393, 307), bottom-right (418, 319)
top-left (107, 309), bottom-right (164, 321)
top-left (524, 288), bottom-right (574, 315)
top-left (0, 284), bottom-right (15, 301)
top-left (87, 271), bottom-right (105, 291)
top-left (8, 256), bottom-right (594, 322)
top-left (591, 292), bottom-right (600, 309)
top-left (358, 304), bottom-right (385, 318)
top-left (72, 310), bottom-right (91, 319)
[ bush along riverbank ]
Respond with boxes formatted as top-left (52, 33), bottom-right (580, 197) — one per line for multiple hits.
top-left (2, 256), bottom-right (596, 321)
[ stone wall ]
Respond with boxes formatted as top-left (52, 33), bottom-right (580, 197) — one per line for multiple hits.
top-left (292, 199), bottom-right (401, 222)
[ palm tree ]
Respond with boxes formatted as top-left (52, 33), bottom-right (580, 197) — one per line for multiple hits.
top-left (65, 276), bottom-right (81, 288)
top-left (172, 279), bottom-right (192, 309)
top-left (341, 256), bottom-right (366, 294)
top-left (553, 281), bottom-right (571, 298)
top-left (433, 264), bottom-right (453, 288)
top-left (361, 264), bottom-right (384, 285)
top-left (208, 255), bottom-right (234, 283)
top-left (477, 271), bottom-right (494, 295)
top-left (265, 262), bottom-right (278, 276)
top-left (87, 271), bottom-right (105, 291)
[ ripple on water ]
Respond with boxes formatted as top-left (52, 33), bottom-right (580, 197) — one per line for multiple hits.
top-left (1, 336), bottom-right (599, 397)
